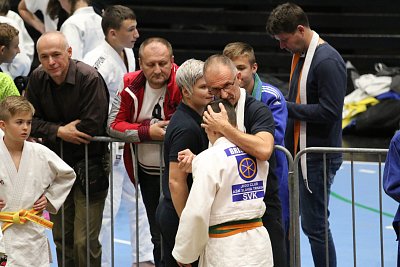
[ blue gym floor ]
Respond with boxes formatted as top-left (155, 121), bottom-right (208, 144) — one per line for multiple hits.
top-left (49, 161), bottom-right (398, 267)
top-left (300, 161), bottom-right (398, 267)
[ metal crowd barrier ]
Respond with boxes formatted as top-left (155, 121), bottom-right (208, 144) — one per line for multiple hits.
top-left (56, 139), bottom-right (390, 267)
top-left (291, 147), bottom-right (388, 267)
top-left (274, 145), bottom-right (296, 267)
top-left (58, 137), bottom-right (163, 267)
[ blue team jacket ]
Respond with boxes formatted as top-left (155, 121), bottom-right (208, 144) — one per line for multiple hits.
top-left (383, 130), bottom-right (400, 266)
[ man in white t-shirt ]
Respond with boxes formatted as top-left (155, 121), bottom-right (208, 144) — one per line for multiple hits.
top-left (107, 37), bottom-right (182, 266)
top-left (83, 5), bottom-right (154, 267)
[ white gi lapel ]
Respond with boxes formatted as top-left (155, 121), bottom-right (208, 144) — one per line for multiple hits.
top-left (299, 30), bottom-right (319, 193)
top-left (236, 87), bottom-right (247, 133)
top-left (0, 140), bottom-right (30, 208)
top-left (124, 87), bottom-right (139, 122)
top-left (0, 139), bottom-right (17, 188)
top-left (124, 48), bottom-right (136, 72)
top-left (15, 141), bottom-right (31, 200)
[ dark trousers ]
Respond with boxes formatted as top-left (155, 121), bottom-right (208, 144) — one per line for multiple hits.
top-left (263, 163), bottom-right (288, 267)
top-left (299, 158), bottom-right (342, 267)
top-left (138, 166), bottom-right (162, 266)
top-left (156, 197), bottom-right (199, 267)
top-left (262, 213), bottom-right (287, 267)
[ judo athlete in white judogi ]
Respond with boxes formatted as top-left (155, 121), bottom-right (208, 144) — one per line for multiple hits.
top-left (0, 96), bottom-right (76, 266)
top-left (0, 0), bottom-right (35, 79)
top-left (18, 0), bottom-right (59, 33)
top-left (173, 100), bottom-right (273, 267)
top-left (59, 0), bottom-right (104, 61)
top-left (84, 6), bottom-right (154, 266)
top-left (0, 7), bottom-right (34, 78)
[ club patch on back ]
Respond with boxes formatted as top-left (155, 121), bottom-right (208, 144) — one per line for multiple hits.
top-left (224, 146), bottom-right (263, 202)
top-left (232, 181), bottom-right (264, 202)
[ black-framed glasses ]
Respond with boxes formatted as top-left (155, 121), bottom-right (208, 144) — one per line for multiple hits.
top-left (209, 76), bottom-right (236, 95)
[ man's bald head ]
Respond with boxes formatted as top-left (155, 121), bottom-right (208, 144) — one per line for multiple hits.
top-left (36, 31), bottom-right (72, 85)
top-left (37, 31), bottom-right (70, 52)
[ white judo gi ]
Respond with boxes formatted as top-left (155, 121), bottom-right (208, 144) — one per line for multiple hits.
top-left (0, 11), bottom-right (34, 78)
top-left (84, 40), bottom-right (136, 106)
top-left (84, 41), bottom-right (154, 265)
top-left (60, 6), bottom-right (104, 61)
top-left (24, 0), bottom-right (58, 32)
top-left (0, 139), bottom-right (76, 266)
top-left (172, 137), bottom-right (273, 267)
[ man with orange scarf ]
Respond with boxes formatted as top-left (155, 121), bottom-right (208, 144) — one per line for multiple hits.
top-left (267, 3), bottom-right (346, 267)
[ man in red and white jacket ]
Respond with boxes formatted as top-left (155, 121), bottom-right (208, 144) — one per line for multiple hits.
top-left (107, 37), bottom-right (181, 266)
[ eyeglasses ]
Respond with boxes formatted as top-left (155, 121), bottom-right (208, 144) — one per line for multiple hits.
top-left (209, 76), bottom-right (236, 95)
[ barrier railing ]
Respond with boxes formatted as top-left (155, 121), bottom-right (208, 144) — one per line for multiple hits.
top-left (292, 147), bottom-right (388, 267)
top-left (57, 137), bottom-right (163, 267)
top-left (56, 138), bottom-right (390, 267)
top-left (100, 137), bottom-right (164, 267)
top-left (274, 145), bottom-right (296, 267)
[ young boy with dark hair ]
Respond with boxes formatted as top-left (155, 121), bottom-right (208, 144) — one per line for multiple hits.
top-left (0, 95), bottom-right (75, 266)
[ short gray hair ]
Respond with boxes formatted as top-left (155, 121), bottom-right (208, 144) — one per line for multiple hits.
top-left (175, 58), bottom-right (204, 95)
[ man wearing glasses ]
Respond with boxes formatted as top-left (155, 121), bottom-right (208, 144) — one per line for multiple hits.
top-left (178, 54), bottom-right (286, 267)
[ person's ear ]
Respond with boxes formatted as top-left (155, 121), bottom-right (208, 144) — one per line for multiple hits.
top-left (182, 87), bottom-right (191, 99)
top-left (67, 46), bottom-right (72, 58)
top-left (236, 71), bottom-right (242, 82)
top-left (170, 55), bottom-right (175, 64)
top-left (252, 62), bottom-right (258, 74)
top-left (0, 45), bottom-right (5, 55)
top-left (0, 120), bottom-right (5, 130)
top-left (297, 25), bottom-right (305, 35)
top-left (108, 29), bottom-right (116, 38)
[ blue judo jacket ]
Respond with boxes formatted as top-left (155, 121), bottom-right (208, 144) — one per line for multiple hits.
top-left (383, 130), bottom-right (400, 266)
top-left (252, 73), bottom-right (289, 232)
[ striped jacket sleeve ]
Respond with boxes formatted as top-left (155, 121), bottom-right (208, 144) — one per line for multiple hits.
top-left (107, 88), bottom-right (151, 143)
top-left (261, 84), bottom-right (288, 146)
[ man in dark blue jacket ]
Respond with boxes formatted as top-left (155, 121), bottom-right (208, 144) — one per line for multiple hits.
top-left (267, 3), bottom-right (346, 267)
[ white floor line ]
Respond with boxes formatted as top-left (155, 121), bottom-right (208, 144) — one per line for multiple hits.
top-left (359, 169), bottom-right (377, 174)
top-left (343, 161), bottom-right (385, 166)
top-left (114, 238), bottom-right (131, 245)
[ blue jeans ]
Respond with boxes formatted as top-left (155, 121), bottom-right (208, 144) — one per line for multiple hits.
top-left (299, 157), bottom-right (342, 267)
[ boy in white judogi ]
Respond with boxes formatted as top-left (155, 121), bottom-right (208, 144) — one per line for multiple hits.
top-left (0, 1), bottom-right (35, 79)
top-left (84, 6), bottom-right (154, 266)
top-left (172, 99), bottom-right (273, 267)
top-left (83, 5), bottom-right (137, 109)
top-left (0, 9), bottom-right (34, 78)
top-left (18, 0), bottom-right (58, 33)
top-left (60, 0), bottom-right (104, 61)
top-left (0, 96), bottom-right (76, 266)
